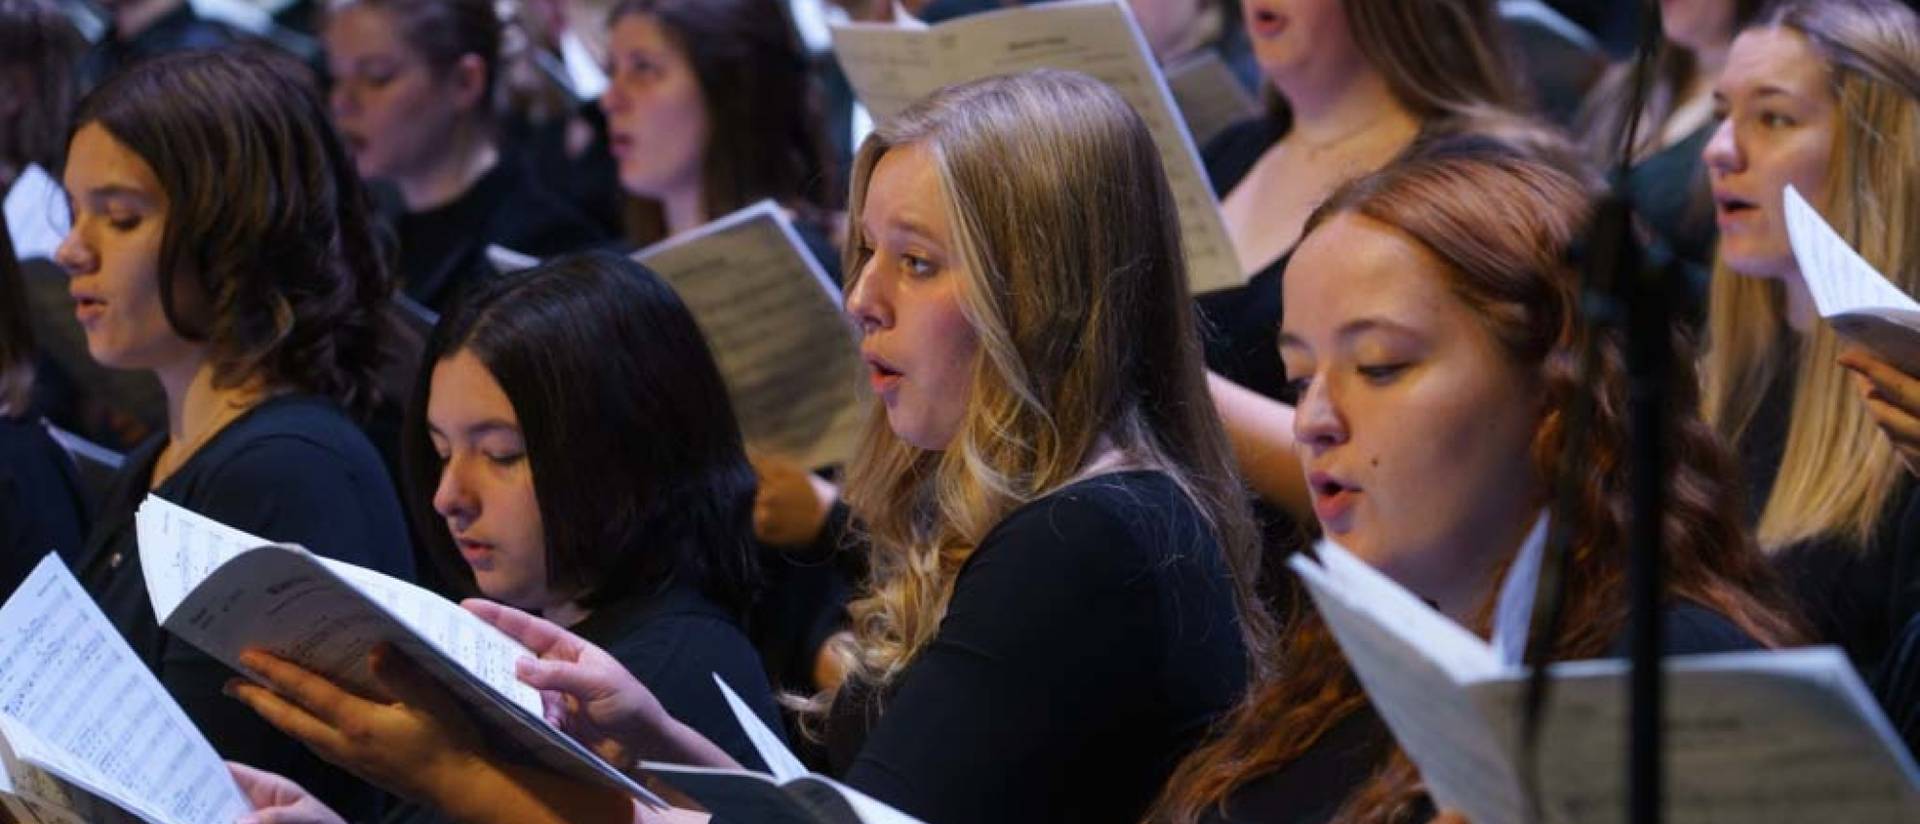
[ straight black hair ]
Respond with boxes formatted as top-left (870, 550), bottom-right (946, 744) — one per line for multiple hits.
top-left (401, 250), bottom-right (759, 614)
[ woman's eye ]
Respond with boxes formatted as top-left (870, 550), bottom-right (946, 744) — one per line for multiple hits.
top-left (1759, 111), bottom-right (1797, 128)
top-left (1283, 376), bottom-right (1311, 401)
top-left (1358, 363), bottom-right (1407, 383)
top-left (107, 214), bottom-right (141, 232)
top-left (903, 255), bottom-right (935, 277)
top-left (485, 451), bottom-right (526, 467)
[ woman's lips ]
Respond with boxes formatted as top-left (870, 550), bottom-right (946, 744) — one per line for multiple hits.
top-left (1248, 6), bottom-right (1287, 39)
top-left (1308, 472), bottom-right (1360, 528)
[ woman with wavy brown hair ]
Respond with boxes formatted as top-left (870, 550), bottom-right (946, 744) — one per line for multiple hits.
top-left (54, 47), bottom-right (413, 820)
top-left (1150, 139), bottom-right (1803, 824)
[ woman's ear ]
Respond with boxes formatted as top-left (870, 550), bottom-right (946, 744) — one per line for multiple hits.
top-left (450, 53), bottom-right (490, 112)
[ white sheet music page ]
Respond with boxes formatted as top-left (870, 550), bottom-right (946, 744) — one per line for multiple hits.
top-left (829, 0), bottom-right (1244, 293)
top-left (135, 495), bottom-right (543, 715)
top-left (1468, 649), bottom-right (1920, 823)
top-left (0, 555), bottom-right (247, 824)
top-left (4, 165), bottom-right (68, 262)
top-left (1783, 184), bottom-right (1920, 367)
top-left (634, 201), bottom-right (867, 467)
top-left (135, 494), bottom-right (268, 622)
top-left (134, 497), bottom-right (668, 808)
top-left (1290, 543), bottom-right (1525, 824)
top-left (1164, 50), bottom-right (1256, 146)
top-left (485, 244), bottom-right (540, 273)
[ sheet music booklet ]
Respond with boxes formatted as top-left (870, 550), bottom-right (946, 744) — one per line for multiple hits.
top-left (130, 496), bottom-right (669, 809)
top-left (828, 0), bottom-right (1245, 293)
top-left (1291, 525), bottom-right (1920, 823)
top-left (0, 553), bottom-right (245, 824)
top-left (487, 200), bottom-right (867, 467)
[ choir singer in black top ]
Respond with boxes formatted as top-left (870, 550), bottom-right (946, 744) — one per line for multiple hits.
top-left (54, 48), bottom-right (416, 821)
top-left (224, 68), bottom-right (1272, 824)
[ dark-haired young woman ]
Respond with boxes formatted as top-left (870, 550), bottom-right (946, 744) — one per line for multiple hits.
top-left (54, 47), bottom-right (413, 820)
top-left (599, 0), bottom-right (840, 269)
top-left (324, 0), bottom-right (607, 311)
top-left (396, 250), bottom-right (782, 772)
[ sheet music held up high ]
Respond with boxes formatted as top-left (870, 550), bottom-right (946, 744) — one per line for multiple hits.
top-left (1783, 183), bottom-right (1920, 368)
top-left (829, 0), bottom-right (1245, 293)
top-left (632, 201), bottom-right (867, 468)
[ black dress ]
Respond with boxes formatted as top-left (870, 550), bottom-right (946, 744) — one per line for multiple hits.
top-left (1194, 116), bottom-right (1293, 403)
top-left (822, 471), bottom-right (1250, 824)
top-left (1204, 603), bottom-right (1763, 824)
top-left (383, 155), bottom-right (609, 312)
top-left (0, 416), bottom-right (89, 596)
top-left (76, 394), bottom-right (415, 821)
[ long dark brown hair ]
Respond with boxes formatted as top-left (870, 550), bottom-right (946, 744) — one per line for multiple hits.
top-left (0, 212), bottom-right (31, 418)
top-left (1575, 0), bottom-right (1768, 162)
top-left (608, 0), bottom-right (835, 245)
top-left (0, 0), bottom-right (83, 187)
top-left (1149, 139), bottom-right (1804, 824)
top-left (71, 47), bottom-right (393, 417)
top-left (1261, 0), bottom-right (1521, 132)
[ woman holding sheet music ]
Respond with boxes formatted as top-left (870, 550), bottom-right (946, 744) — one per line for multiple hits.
top-left (396, 250), bottom-right (782, 776)
top-left (1149, 139), bottom-right (1802, 824)
top-left (1696, 0), bottom-right (1920, 678)
top-left (226, 68), bottom-right (1269, 824)
top-left (53, 48), bottom-right (414, 821)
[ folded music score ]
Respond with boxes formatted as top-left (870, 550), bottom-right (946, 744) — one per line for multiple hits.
top-left (489, 201), bottom-right (867, 469)
top-left (1292, 536), bottom-right (1920, 824)
top-left (829, 0), bottom-right (1246, 294)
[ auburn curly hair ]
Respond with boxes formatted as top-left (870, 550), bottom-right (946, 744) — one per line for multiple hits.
top-left (1148, 138), bottom-right (1804, 824)
top-left (71, 46), bottom-right (391, 417)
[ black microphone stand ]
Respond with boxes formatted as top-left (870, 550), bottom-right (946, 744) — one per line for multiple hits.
top-left (1519, 3), bottom-right (1686, 823)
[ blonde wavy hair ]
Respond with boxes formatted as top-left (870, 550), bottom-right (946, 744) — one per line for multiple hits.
top-left (1701, 0), bottom-right (1920, 552)
top-left (809, 69), bottom-right (1273, 713)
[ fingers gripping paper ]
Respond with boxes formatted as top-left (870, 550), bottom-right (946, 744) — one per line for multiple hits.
top-left (133, 495), bottom-right (668, 808)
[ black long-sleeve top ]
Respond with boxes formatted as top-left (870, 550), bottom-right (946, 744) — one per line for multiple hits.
top-left (822, 470), bottom-right (1250, 824)
top-left (77, 394), bottom-right (415, 821)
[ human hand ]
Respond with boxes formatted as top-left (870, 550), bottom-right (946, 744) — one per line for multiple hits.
top-left (749, 452), bottom-right (839, 548)
top-left (225, 645), bottom-right (486, 806)
top-left (463, 599), bottom-right (675, 768)
top-left (229, 762), bottom-right (347, 824)
top-left (1839, 346), bottom-right (1920, 476)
